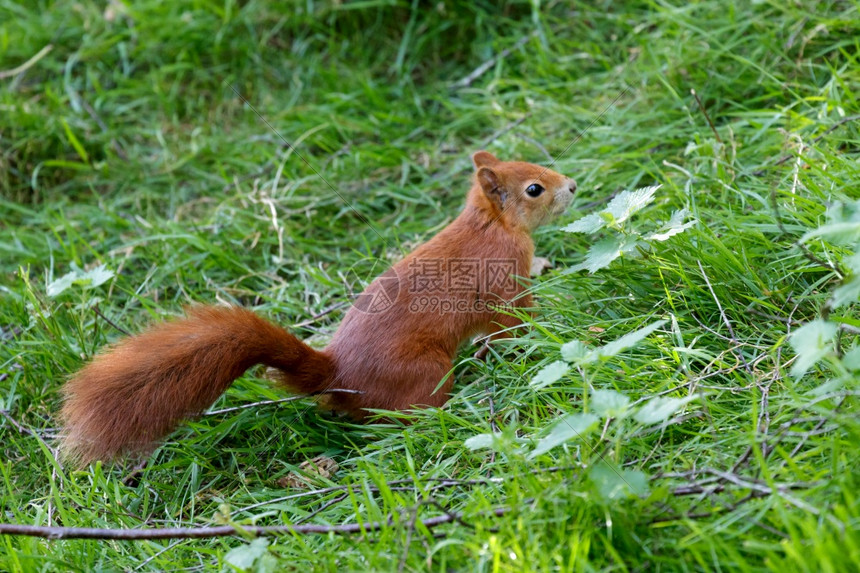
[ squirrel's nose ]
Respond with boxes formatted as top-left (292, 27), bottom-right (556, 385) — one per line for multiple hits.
top-left (568, 179), bottom-right (577, 194)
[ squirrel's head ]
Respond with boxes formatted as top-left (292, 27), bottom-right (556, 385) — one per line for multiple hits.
top-left (470, 150), bottom-right (576, 231)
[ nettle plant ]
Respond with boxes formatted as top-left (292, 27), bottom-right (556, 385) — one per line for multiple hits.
top-left (562, 184), bottom-right (696, 273)
top-left (466, 318), bottom-right (697, 502)
top-left (789, 198), bottom-right (860, 382)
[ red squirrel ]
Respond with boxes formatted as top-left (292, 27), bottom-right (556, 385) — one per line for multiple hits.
top-left (59, 151), bottom-right (577, 464)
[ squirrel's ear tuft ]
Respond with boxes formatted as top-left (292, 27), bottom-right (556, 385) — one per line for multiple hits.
top-left (477, 166), bottom-right (505, 209)
top-left (472, 150), bottom-right (500, 169)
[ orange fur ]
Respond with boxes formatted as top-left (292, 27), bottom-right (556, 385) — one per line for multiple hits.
top-left (59, 152), bottom-right (576, 464)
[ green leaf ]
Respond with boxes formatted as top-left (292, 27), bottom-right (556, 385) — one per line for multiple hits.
top-left (529, 413), bottom-right (599, 459)
top-left (80, 264), bottom-right (115, 288)
top-left (531, 360), bottom-right (570, 389)
top-left (597, 320), bottom-right (666, 359)
top-left (562, 212), bottom-right (605, 234)
top-left (844, 251), bottom-right (860, 274)
top-left (789, 319), bottom-right (838, 377)
top-left (831, 274), bottom-right (860, 308)
top-left (634, 395), bottom-right (697, 424)
top-left (647, 208), bottom-right (697, 241)
top-left (801, 200), bottom-right (860, 245)
top-left (591, 389), bottom-right (631, 418)
top-left (47, 263), bottom-right (115, 297)
top-left (842, 345), bottom-right (860, 372)
top-left (561, 340), bottom-right (590, 363)
top-left (464, 433), bottom-right (499, 451)
top-left (801, 222), bottom-right (860, 245)
top-left (569, 236), bottom-right (623, 273)
top-left (590, 461), bottom-right (649, 501)
top-left (225, 538), bottom-right (270, 570)
top-left (561, 184), bottom-right (661, 234)
top-left (46, 272), bottom-right (77, 297)
top-left (603, 185), bottom-right (661, 228)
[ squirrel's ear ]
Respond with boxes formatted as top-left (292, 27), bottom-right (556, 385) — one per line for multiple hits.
top-left (477, 166), bottom-right (506, 209)
top-left (472, 150), bottom-right (500, 169)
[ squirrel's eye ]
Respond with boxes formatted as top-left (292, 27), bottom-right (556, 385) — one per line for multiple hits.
top-left (526, 184), bottom-right (545, 198)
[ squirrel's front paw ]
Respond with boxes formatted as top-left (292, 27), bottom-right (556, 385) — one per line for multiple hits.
top-left (473, 343), bottom-right (490, 361)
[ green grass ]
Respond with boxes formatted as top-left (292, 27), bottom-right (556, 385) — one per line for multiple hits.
top-left (2, 0), bottom-right (859, 570)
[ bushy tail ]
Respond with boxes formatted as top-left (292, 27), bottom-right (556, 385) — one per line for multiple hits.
top-left (60, 305), bottom-right (333, 465)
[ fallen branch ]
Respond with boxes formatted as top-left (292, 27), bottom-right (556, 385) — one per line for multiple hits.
top-left (0, 409), bottom-right (36, 436)
top-left (0, 505), bottom-right (511, 540)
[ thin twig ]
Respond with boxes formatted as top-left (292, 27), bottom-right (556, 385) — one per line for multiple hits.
top-left (479, 115), bottom-right (531, 149)
top-left (290, 302), bottom-right (349, 329)
top-left (204, 389), bottom-right (362, 417)
top-left (93, 305), bottom-right (131, 336)
top-left (79, 96), bottom-right (128, 160)
top-left (122, 459), bottom-right (149, 488)
top-left (450, 32), bottom-right (537, 90)
top-left (753, 114), bottom-right (860, 176)
top-left (293, 493), bottom-right (349, 526)
top-left (767, 159), bottom-right (842, 278)
top-left (787, 397), bottom-right (846, 459)
top-left (690, 89), bottom-right (722, 143)
top-left (516, 133), bottom-right (553, 162)
top-left (397, 503), bottom-right (422, 573)
top-left (0, 410), bottom-right (36, 436)
top-left (696, 260), bottom-right (752, 373)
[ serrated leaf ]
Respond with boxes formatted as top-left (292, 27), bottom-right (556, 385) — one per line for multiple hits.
top-left (563, 184), bottom-right (661, 235)
top-left (47, 263), bottom-right (115, 297)
top-left (603, 185), bottom-right (661, 227)
top-left (573, 236), bottom-right (623, 273)
top-left (528, 413), bottom-right (599, 459)
top-left (647, 221), bottom-right (697, 242)
top-left (831, 274), bottom-right (860, 308)
top-left (620, 238), bottom-right (647, 254)
top-left (801, 222), bottom-right (860, 245)
top-left (597, 320), bottom-right (666, 359)
top-left (464, 433), bottom-right (498, 451)
top-left (561, 340), bottom-right (590, 363)
top-left (590, 462), bottom-right (649, 501)
top-left (47, 272), bottom-right (77, 297)
top-left (802, 200), bottom-right (860, 246)
top-left (844, 252), bottom-right (860, 274)
top-left (842, 345), bottom-right (860, 371)
top-left (225, 538), bottom-right (270, 570)
top-left (789, 319), bottom-right (838, 377)
top-left (562, 212), bottom-right (605, 234)
top-left (530, 360), bottom-right (570, 389)
top-left (591, 389), bottom-right (631, 418)
top-left (634, 395), bottom-right (697, 424)
top-left (75, 265), bottom-right (114, 288)
top-left (647, 209), bottom-right (697, 241)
